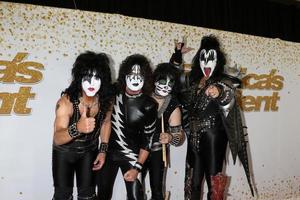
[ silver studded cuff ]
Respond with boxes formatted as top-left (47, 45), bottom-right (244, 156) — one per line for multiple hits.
top-left (133, 162), bottom-right (143, 172)
top-left (99, 142), bottom-right (109, 153)
top-left (170, 133), bottom-right (182, 146)
top-left (169, 125), bottom-right (182, 134)
top-left (68, 123), bottom-right (81, 138)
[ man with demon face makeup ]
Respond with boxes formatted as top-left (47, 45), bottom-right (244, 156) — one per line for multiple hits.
top-left (170, 35), bottom-right (254, 200)
top-left (52, 51), bottom-right (114, 200)
top-left (141, 63), bottom-right (185, 200)
top-left (97, 54), bottom-right (157, 200)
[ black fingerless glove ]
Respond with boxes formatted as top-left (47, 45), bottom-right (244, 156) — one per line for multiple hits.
top-left (170, 43), bottom-right (184, 65)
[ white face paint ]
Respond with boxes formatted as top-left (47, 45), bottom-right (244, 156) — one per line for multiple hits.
top-left (81, 71), bottom-right (101, 97)
top-left (199, 49), bottom-right (217, 78)
top-left (154, 76), bottom-right (174, 97)
top-left (126, 64), bottom-right (144, 92)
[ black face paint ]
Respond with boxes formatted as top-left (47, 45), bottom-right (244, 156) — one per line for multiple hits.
top-left (126, 64), bottom-right (144, 92)
top-left (168, 79), bottom-right (175, 88)
top-left (154, 76), bottom-right (174, 97)
top-left (82, 70), bottom-right (100, 84)
top-left (199, 49), bottom-right (217, 77)
top-left (200, 49), bottom-right (217, 64)
top-left (82, 74), bottom-right (93, 84)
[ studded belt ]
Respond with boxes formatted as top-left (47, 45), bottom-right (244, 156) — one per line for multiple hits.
top-left (190, 116), bottom-right (217, 133)
top-left (189, 116), bottom-right (217, 151)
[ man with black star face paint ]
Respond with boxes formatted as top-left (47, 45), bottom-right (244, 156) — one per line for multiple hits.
top-left (81, 71), bottom-right (102, 97)
top-left (52, 51), bottom-right (114, 200)
top-left (141, 63), bottom-right (185, 200)
top-left (97, 54), bottom-right (157, 200)
top-left (170, 35), bottom-right (254, 200)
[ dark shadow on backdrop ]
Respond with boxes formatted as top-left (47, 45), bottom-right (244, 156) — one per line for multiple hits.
top-left (3, 0), bottom-right (300, 43)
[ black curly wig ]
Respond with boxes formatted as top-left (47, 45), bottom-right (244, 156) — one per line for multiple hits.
top-left (116, 54), bottom-right (153, 96)
top-left (189, 35), bottom-right (226, 84)
top-left (62, 51), bottom-right (114, 115)
top-left (153, 63), bottom-right (180, 95)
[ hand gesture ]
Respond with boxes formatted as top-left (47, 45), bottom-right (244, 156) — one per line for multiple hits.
top-left (92, 152), bottom-right (106, 171)
top-left (124, 168), bottom-right (139, 182)
top-left (206, 85), bottom-right (220, 98)
top-left (171, 36), bottom-right (194, 65)
top-left (76, 106), bottom-right (95, 133)
top-left (174, 36), bottom-right (194, 54)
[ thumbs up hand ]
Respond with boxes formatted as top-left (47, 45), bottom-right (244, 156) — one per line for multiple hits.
top-left (77, 106), bottom-right (95, 134)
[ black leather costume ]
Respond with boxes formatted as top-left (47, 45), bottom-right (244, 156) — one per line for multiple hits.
top-left (97, 93), bottom-right (157, 200)
top-left (182, 75), bottom-right (254, 200)
top-left (142, 95), bottom-right (181, 200)
top-left (184, 77), bottom-right (232, 200)
top-left (170, 35), bottom-right (254, 200)
top-left (52, 98), bottom-right (103, 200)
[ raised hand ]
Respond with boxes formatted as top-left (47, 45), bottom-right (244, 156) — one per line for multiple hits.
top-left (171, 36), bottom-right (194, 65)
top-left (76, 106), bottom-right (95, 133)
top-left (175, 36), bottom-right (194, 54)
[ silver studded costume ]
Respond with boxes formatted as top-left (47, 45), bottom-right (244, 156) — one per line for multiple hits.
top-left (183, 76), bottom-right (254, 200)
top-left (169, 35), bottom-right (254, 200)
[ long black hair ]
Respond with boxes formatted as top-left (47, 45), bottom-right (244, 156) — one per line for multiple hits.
top-left (62, 51), bottom-right (114, 115)
top-left (116, 54), bottom-right (153, 96)
top-left (189, 35), bottom-right (226, 84)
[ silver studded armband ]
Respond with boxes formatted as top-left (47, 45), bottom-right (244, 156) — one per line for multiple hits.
top-left (170, 134), bottom-right (182, 146)
top-left (68, 123), bottom-right (82, 138)
top-left (169, 125), bottom-right (183, 146)
top-left (99, 142), bottom-right (109, 153)
top-left (217, 82), bottom-right (234, 105)
top-left (133, 162), bottom-right (143, 172)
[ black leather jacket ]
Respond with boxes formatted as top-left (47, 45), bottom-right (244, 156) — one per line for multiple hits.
top-left (108, 93), bottom-right (157, 162)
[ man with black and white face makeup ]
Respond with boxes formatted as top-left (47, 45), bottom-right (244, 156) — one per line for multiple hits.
top-left (154, 76), bottom-right (174, 97)
top-left (170, 35), bottom-right (254, 200)
top-left (97, 54), bottom-right (157, 200)
top-left (52, 51), bottom-right (114, 200)
top-left (140, 63), bottom-right (185, 200)
top-left (125, 64), bottom-right (144, 94)
top-left (81, 71), bottom-right (101, 97)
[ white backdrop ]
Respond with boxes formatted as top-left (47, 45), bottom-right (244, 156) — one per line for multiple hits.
top-left (1, 2), bottom-right (300, 200)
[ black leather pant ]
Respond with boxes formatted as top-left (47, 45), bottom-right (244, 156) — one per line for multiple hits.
top-left (189, 127), bottom-right (228, 200)
top-left (52, 149), bottom-right (97, 200)
top-left (142, 150), bottom-right (164, 200)
top-left (97, 155), bottom-right (144, 200)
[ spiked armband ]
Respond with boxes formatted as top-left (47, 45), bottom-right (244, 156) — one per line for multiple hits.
top-left (68, 123), bottom-right (82, 138)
